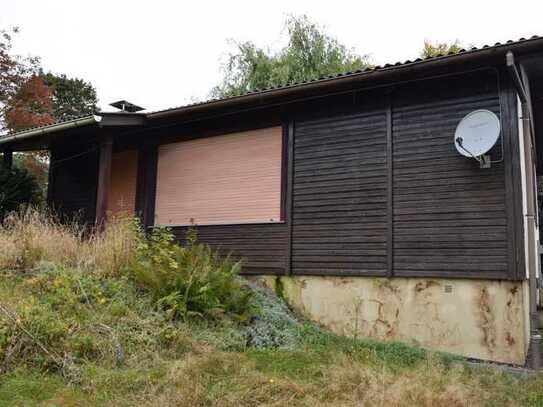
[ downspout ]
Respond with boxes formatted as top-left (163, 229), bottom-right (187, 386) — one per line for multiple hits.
top-left (506, 51), bottom-right (542, 369)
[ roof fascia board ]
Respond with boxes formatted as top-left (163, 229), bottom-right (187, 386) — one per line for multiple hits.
top-left (0, 115), bottom-right (101, 147)
top-left (98, 113), bottom-right (146, 127)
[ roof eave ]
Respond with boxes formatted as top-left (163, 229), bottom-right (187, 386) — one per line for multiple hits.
top-left (0, 115), bottom-right (101, 147)
top-left (0, 113), bottom-right (146, 149)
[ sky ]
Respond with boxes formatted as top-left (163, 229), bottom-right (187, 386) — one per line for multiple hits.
top-left (2, 1), bottom-right (542, 112)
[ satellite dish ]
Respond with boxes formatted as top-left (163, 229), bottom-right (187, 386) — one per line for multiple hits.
top-left (454, 110), bottom-right (501, 158)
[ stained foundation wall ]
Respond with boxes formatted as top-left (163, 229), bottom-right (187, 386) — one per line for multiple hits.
top-left (250, 275), bottom-right (530, 365)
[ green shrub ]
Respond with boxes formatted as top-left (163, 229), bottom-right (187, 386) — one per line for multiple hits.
top-left (244, 284), bottom-right (300, 349)
top-left (0, 165), bottom-right (42, 220)
top-left (127, 227), bottom-right (257, 322)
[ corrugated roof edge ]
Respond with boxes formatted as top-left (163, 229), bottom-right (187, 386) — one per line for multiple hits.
top-left (0, 115), bottom-right (101, 146)
top-left (1, 34), bottom-right (541, 143)
top-left (147, 35), bottom-right (542, 119)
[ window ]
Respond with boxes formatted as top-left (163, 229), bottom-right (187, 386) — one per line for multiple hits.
top-left (155, 127), bottom-right (283, 226)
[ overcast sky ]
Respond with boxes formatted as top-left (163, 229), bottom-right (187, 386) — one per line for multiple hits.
top-left (2, 1), bottom-right (542, 112)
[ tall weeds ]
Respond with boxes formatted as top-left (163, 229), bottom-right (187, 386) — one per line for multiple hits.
top-left (0, 207), bottom-right (137, 276)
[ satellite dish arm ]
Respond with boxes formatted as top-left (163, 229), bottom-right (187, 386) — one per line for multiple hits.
top-left (455, 136), bottom-right (484, 164)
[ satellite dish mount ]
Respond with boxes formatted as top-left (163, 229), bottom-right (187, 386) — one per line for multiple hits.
top-left (455, 136), bottom-right (492, 168)
top-left (454, 109), bottom-right (501, 169)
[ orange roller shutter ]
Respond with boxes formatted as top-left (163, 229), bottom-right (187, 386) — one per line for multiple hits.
top-left (107, 150), bottom-right (138, 217)
top-left (155, 127), bottom-right (283, 226)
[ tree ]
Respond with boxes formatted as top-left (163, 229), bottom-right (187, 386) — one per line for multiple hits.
top-left (4, 75), bottom-right (54, 131)
top-left (421, 40), bottom-right (464, 58)
top-left (42, 72), bottom-right (98, 121)
top-left (1, 28), bottom-right (99, 133)
top-left (212, 15), bottom-right (372, 98)
top-left (0, 27), bottom-right (51, 134)
top-left (0, 164), bottom-right (42, 220)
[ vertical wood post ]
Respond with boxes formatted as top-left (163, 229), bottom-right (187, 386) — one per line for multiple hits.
top-left (46, 149), bottom-right (55, 206)
top-left (2, 149), bottom-right (13, 169)
top-left (285, 121), bottom-right (295, 276)
top-left (95, 137), bottom-right (113, 227)
top-left (135, 143), bottom-right (158, 231)
top-left (500, 72), bottom-right (524, 280)
top-left (386, 95), bottom-right (394, 277)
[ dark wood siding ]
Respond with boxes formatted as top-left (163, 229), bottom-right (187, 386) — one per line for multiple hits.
top-left (291, 109), bottom-right (388, 276)
top-left (392, 89), bottom-right (507, 279)
top-left (288, 71), bottom-right (517, 279)
top-left (49, 144), bottom-right (98, 224)
top-left (47, 70), bottom-right (523, 280)
top-left (170, 223), bottom-right (288, 275)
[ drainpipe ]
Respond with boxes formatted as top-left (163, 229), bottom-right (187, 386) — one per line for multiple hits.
top-left (507, 51), bottom-right (542, 369)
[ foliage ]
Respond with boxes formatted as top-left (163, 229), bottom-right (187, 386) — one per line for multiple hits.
top-left (0, 27), bottom-right (47, 134)
top-left (3, 75), bottom-right (54, 132)
top-left (0, 165), bottom-right (41, 220)
top-left (421, 39), bottom-right (464, 58)
top-left (13, 152), bottom-right (49, 198)
top-left (1, 209), bottom-right (543, 405)
top-left (0, 207), bottom-right (137, 274)
top-left (128, 227), bottom-right (257, 322)
top-left (1, 28), bottom-right (98, 135)
top-left (211, 15), bottom-right (372, 98)
top-left (0, 263), bottom-right (176, 378)
top-left (244, 284), bottom-right (300, 349)
top-left (42, 72), bottom-right (98, 121)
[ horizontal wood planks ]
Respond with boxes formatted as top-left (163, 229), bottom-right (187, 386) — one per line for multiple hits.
top-left (392, 85), bottom-right (507, 279)
top-left (47, 70), bottom-right (520, 280)
top-left (292, 110), bottom-right (388, 276)
top-left (288, 71), bottom-right (515, 279)
top-left (171, 223), bottom-right (288, 274)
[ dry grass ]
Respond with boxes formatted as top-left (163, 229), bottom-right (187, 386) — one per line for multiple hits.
top-left (0, 208), bottom-right (542, 406)
top-left (116, 351), bottom-right (541, 407)
top-left (0, 207), bottom-right (137, 276)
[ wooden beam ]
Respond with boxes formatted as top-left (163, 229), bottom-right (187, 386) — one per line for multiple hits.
top-left (46, 149), bottom-right (55, 206)
top-left (95, 137), bottom-right (113, 227)
top-left (2, 149), bottom-right (13, 169)
top-left (134, 143), bottom-right (158, 230)
top-left (386, 95), bottom-right (394, 277)
top-left (285, 120), bottom-right (295, 276)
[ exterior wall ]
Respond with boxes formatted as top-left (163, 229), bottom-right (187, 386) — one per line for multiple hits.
top-left (290, 71), bottom-right (516, 279)
top-left (392, 86), bottom-right (507, 279)
top-left (155, 127), bottom-right (283, 226)
top-left (251, 275), bottom-right (529, 365)
top-left (108, 150), bottom-right (138, 216)
top-left (172, 223), bottom-right (287, 275)
top-left (44, 69), bottom-right (531, 364)
top-left (292, 107), bottom-right (388, 275)
top-left (48, 144), bottom-right (98, 224)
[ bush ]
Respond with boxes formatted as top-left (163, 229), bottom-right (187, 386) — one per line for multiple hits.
top-left (244, 284), bottom-right (300, 349)
top-left (0, 165), bottom-right (42, 220)
top-left (0, 263), bottom-right (130, 374)
top-left (127, 227), bottom-right (257, 322)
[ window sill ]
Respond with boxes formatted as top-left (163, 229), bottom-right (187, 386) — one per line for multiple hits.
top-left (154, 220), bottom-right (285, 227)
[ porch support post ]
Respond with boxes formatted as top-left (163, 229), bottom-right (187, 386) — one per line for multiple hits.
top-left (2, 149), bottom-right (13, 169)
top-left (95, 137), bottom-right (113, 227)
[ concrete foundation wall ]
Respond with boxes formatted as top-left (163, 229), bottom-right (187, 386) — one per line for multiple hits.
top-left (250, 276), bottom-right (530, 365)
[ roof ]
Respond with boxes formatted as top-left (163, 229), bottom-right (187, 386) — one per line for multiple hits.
top-left (2, 34), bottom-right (542, 146)
top-left (147, 35), bottom-right (543, 118)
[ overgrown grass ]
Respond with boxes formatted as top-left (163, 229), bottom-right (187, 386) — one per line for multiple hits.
top-left (0, 207), bottom-right (136, 276)
top-left (0, 209), bottom-right (542, 406)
